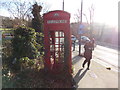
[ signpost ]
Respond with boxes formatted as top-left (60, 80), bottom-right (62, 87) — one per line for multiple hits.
top-left (78, 0), bottom-right (83, 56)
top-left (78, 24), bottom-right (84, 56)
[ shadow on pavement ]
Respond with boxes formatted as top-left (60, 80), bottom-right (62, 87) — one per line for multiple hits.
top-left (73, 68), bottom-right (88, 88)
top-left (72, 56), bottom-right (83, 65)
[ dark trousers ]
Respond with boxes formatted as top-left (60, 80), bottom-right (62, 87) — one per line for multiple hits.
top-left (82, 58), bottom-right (91, 69)
top-left (72, 42), bottom-right (75, 51)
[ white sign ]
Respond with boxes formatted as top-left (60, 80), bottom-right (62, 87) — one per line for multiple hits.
top-left (47, 20), bottom-right (67, 24)
top-left (54, 13), bottom-right (59, 16)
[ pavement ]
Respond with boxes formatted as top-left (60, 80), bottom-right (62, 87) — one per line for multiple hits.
top-left (72, 50), bottom-right (119, 89)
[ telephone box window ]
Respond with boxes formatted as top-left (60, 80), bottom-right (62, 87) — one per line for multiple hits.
top-left (49, 31), bottom-right (65, 64)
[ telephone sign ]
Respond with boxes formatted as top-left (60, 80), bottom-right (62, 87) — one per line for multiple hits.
top-left (47, 20), bottom-right (67, 24)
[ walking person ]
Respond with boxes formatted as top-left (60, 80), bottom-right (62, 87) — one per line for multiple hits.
top-left (82, 40), bottom-right (94, 70)
top-left (72, 39), bottom-right (76, 51)
top-left (71, 35), bottom-right (76, 51)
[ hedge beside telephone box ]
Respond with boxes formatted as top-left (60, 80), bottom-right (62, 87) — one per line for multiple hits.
top-left (2, 26), bottom-right (44, 71)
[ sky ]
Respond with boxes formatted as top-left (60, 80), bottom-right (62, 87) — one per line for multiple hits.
top-left (0, 0), bottom-right (119, 27)
top-left (44, 0), bottom-right (119, 27)
top-left (40, 0), bottom-right (118, 27)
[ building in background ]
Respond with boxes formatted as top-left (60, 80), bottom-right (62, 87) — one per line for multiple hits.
top-left (0, 16), bottom-right (4, 28)
top-left (0, 16), bottom-right (14, 28)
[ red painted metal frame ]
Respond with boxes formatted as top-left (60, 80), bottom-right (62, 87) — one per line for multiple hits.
top-left (43, 10), bottom-right (72, 74)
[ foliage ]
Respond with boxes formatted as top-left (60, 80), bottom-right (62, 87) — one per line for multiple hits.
top-left (2, 68), bottom-right (15, 88)
top-left (2, 26), bottom-right (44, 71)
top-left (31, 3), bottom-right (44, 57)
top-left (2, 67), bottom-right (73, 88)
top-left (12, 27), bottom-right (38, 59)
top-left (9, 26), bottom-right (44, 71)
top-left (32, 3), bottom-right (43, 32)
top-left (2, 39), bottom-right (13, 69)
top-left (13, 69), bottom-right (46, 88)
top-left (32, 18), bottom-right (43, 32)
top-left (31, 3), bottom-right (44, 62)
top-left (19, 57), bottom-right (35, 70)
top-left (2, 68), bottom-right (45, 88)
top-left (36, 32), bottom-right (44, 54)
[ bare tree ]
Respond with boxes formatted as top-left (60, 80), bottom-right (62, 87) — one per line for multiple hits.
top-left (74, 4), bottom-right (95, 37)
top-left (0, 0), bottom-right (32, 26)
top-left (88, 4), bottom-right (95, 37)
top-left (74, 4), bottom-right (94, 24)
top-left (74, 9), bottom-right (81, 23)
top-left (0, 0), bottom-right (50, 27)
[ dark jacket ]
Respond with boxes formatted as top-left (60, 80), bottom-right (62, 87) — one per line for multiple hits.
top-left (84, 42), bottom-right (93, 59)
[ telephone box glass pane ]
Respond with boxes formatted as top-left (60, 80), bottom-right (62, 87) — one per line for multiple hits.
top-left (50, 45), bottom-right (54, 51)
top-left (55, 31), bottom-right (59, 37)
top-left (60, 32), bottom-right (64, 37)
top-left (60, 38), bottom-right (64, 44)
top-left (55, 38), bottom-right (59, 44)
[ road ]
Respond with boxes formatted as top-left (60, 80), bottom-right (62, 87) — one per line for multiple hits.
top-left (73, 43), bottom-right (119, 72)
top-left (93, 45), bottom-right (119, 71)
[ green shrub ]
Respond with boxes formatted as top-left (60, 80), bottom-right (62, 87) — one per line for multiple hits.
top-left (11, 26), bottom-right (44, 71)
top-left (19, 57), bottom-right (30, 64)
top-left (12, 27), bottom-right (39, 59)
top-left (28, 59), bottom-right (35, 67)
top-left (36, 32), bottom-right (44, 55)
top-left (19, 57), bottom-right (35, 71)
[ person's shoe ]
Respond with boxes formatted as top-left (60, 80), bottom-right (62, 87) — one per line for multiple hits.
top-left (87, 67), bottom-right (90, 70)
top-left (82, 65), bottom-right (84, 68)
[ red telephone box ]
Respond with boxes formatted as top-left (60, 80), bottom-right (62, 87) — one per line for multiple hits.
top-left (43, 10), bottom-right (72, 74)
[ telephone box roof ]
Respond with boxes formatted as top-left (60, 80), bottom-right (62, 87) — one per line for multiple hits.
top-left (43, 10), bottom-right (70, 19)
